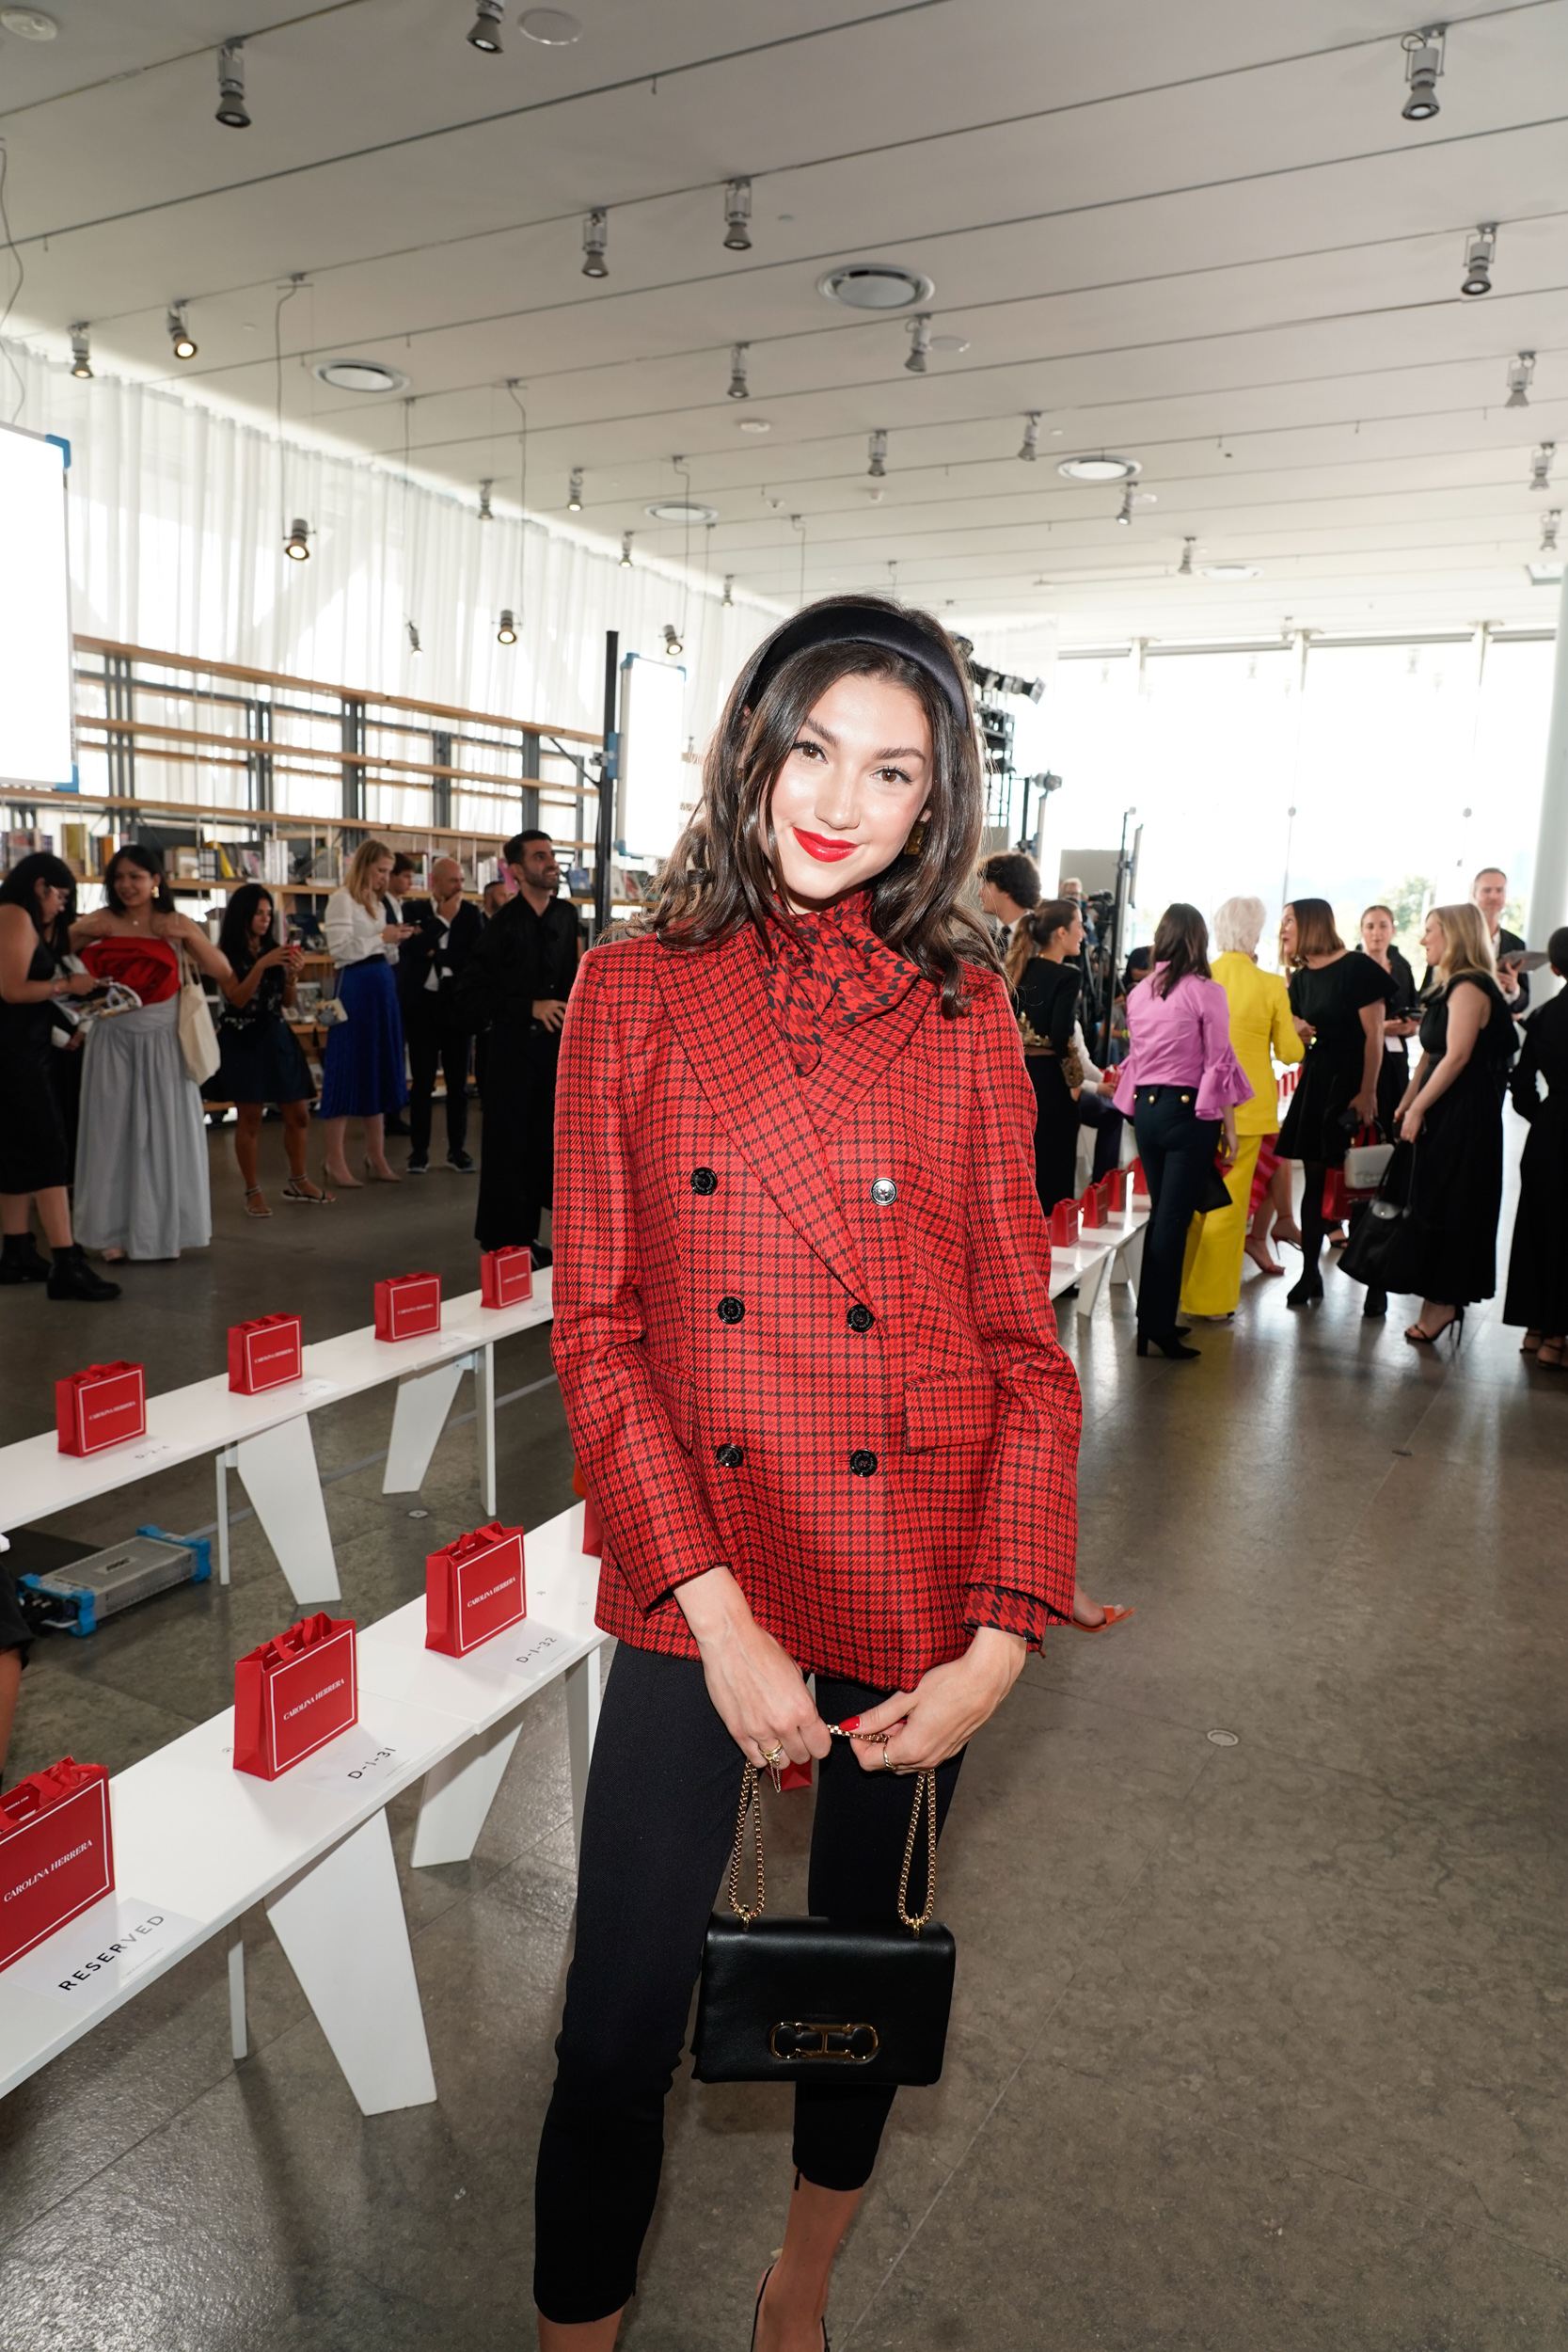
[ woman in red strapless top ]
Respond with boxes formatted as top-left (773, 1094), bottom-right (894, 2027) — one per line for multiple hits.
top-left (69, 848), bottom-right (230, 1263)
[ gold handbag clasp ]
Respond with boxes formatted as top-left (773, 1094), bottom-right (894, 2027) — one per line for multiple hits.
top-left (769, 2021), bottom-right (880, 2062)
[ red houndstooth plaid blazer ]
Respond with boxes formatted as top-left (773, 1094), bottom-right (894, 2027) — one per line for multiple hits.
top-left (551, 926), bottom-right (1081, 1689)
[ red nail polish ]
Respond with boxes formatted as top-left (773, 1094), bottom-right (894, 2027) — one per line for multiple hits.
top-left (839, 1715), bottom-right (862, 1733)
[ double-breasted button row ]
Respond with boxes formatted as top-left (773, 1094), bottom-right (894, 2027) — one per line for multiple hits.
top-left (870, 1177), bottom-right (897, 1206)
top-left (716, 1295), bottom-right (745, 1325)
top-left (846, 1303), bottom-right (875, 1333)
top-left (690, 1167), bottom-right (719, 1195)
top-left (848, 1449), bottom-right (879, 1477)
top-left (715, 1442), bottom-right (744, 1469)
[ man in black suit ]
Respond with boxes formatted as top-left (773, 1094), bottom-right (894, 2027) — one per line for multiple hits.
top-left (1473, 866), bottom-right (1529, 1014)
top-left (398, 856), bottom-right (483, 1173)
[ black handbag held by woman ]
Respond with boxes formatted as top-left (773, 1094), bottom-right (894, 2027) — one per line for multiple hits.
top-left (691, 1761), bottom-right (957, 2087)
top-left (1339, 1139), bottom-right (1432, 1295)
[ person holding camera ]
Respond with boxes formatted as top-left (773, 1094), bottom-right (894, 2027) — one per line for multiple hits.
top-left (208, 883), bottom-right (330, 1214)
top-left (0, 852), bottom-right (120, 1301)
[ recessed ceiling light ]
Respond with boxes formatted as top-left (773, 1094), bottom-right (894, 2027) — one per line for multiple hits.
top-left (520, 8), bottom-right (581, 40)
top-left (0, 8), bottom-right (58, 36)
top-left (645, 499), bottom-right (718, 523)
top-left (1197, 563), bottom-right (1260, 580)
top-left (313, 359), bottom-right (410, 393)
top-left (738, 418), bottom-right (771, 433)
top-left (930, 334), bottom-right (970, 353)
top-left (1057, 454), bottom-right (1140, 483)
top-left (817, 262), bottom-right (934, 311)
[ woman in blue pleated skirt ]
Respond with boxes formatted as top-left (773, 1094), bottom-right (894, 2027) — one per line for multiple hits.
top-left (320, 839), bottom-right (415, 1188)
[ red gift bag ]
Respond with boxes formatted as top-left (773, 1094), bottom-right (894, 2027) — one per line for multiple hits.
top-left (425, 1521), bottom-right (527, 1657)
top-left (480, 1247), bottom-right (533, 1310)
top-left (374, 1271), bottom-right (442, 1342)
top-left (0, 1758), bottom-right (115, 1970)
top-left (228, 1313), bottom-right (304, 1395)
top-left (233, 1613), bottom-right (358, 1779)
top-left (1049, 1200), bottom-right (1080, 1247)
top-left (779, 1759), bottom-right (813, 1793)
top-left (1078, 1184), bottom-right (1103, 1230)
top-left (55, 1362), bottom-right (146, 1456)
top-left (1104, 1168), bottom-right (1128, 1212)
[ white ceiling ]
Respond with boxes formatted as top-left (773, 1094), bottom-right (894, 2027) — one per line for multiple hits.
top-left (1, 0), bottom-right (1564, 643)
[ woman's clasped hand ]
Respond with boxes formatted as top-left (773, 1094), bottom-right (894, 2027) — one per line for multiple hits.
top-left (839, 1629), bottom-right (1029, 1772)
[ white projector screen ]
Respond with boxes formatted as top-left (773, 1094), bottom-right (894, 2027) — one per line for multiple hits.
top-left (0, 423), bottom-right (75, 790)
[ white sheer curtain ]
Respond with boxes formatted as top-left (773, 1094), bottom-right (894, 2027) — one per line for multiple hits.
top-left (5, 342), bottom-right (775, 751)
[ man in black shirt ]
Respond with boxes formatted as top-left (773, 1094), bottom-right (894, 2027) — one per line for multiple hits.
top-left (459, 829), bottom-right (579, 1261)
top-left (1473, 866), bottom-right (1529, 1015)
top-left (398, 855), bottom-right (483, 1173)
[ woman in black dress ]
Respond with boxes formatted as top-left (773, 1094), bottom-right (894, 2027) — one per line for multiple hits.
top-left (1357, 903), bottom-right (1422, 1136)
top-left (1006, 897), bottom-right (1085, 1216)
top-left (207, 885), bottom-right (333, 1214)
top-left (1395, 903), bottom-right (1513, 1345)
top-left (0, 852), bottom-right (119, 1302)
top-left (1275, 897), bottom-right (1386, 1309)
top-left (1503, 927), bottom-right (1568, 1366)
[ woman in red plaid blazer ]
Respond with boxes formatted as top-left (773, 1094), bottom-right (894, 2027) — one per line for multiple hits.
top-left (535, 598), bottom-right (1082, 2352)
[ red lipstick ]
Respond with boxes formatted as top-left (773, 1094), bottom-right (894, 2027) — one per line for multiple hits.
top-left (794, 829), bottom-right (858, 863)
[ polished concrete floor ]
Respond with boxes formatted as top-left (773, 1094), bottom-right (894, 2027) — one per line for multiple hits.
top-left (2, 1108), bottom-right (1565, 2350)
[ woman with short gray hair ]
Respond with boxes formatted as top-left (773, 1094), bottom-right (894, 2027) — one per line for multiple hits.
top-left (1180, 895), bottom-right (1303, 1319)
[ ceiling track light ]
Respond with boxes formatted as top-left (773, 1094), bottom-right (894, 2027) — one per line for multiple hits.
top-left (663, 623), bottom-right (684, 656)
top-left (215, 39), bottom-right (250, 128)
top-left (1529, 442), bottom-right (1556, 493)
top-left (721, 575), bottom-right (734, 608)
top-left (1018, 411), bottom-right (1042, 462)
top-left (497, 608), bottom-right (518, 644)
top-left (478, 480), bottom-right (494, 520)
top-left (619, 531), bottom-right (633, 568)
top-left (567, 466), bottom-right (583, 511)
top-left (283, 516), bottom-right (311, 562)
top-left (166, 303), bottom-right (198, 362)
top-left (727, 342), bottom-right (750, 401)
top-left (1178, 536), bottom-right (1196, 576)
top-left (1541, 510), bottom-right (1560, 553)
top-left (467, 0), bottom-right (504, 49)
top-left (722, 178), bottom-right (752, 252)
top-left (867, 428), bottom-right (888, 480)
top-left (68, 323), bottom-right (92, 380)
top-left (582, 209), bottom-right (609, 279)
top-left (1117, 486), bottom-right (1134, 526)
top-left (1460, 223), bottom-right (1496, 297)
top-left (1400, 26), bottom-right (1444, 120)
top-left (1505, 351), bottom-right (1535, 409)
top-left (904, 314), bottom-right (932, 374)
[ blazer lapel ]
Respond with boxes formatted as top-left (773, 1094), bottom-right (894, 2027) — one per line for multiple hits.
top-left (656, 934), bottom-right (871, 1301)
top-left (800, 976), bottom-right (933, 1131)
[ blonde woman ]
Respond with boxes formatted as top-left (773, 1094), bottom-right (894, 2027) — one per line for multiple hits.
top-left (320, 840), bottom-right (415, 1188)
top-left (1180, 896), bottom-right (1303, 1319)
top-left (1391, 902), bottom-right (1512, 1345)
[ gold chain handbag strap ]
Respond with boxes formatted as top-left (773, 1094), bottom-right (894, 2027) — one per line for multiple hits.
top-left (726, 1764), bottom-right (766, 1926)
top-left (896, 1769), bottom-right (939, 1934)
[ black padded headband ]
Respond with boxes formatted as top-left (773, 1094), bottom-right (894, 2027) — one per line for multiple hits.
top-left (743, 600), bottom-right (970, 728)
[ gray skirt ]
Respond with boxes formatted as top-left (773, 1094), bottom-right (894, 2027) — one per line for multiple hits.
top-left (73, 997), bottom-right (212, 1259)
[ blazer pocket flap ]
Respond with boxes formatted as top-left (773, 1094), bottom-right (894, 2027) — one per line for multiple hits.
top-left (649, 1364), bottom-right (696, 1452)
top-left (904, 1375), bottom-right (998, 1453)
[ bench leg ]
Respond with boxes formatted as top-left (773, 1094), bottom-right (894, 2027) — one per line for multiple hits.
top-left (382, 1360), bottom-right (466, 1495)
top-left (475, 1342), bottom-right (497, 1519)
top-left (227, 1920), bottom-right (247, 2060)
top-left (1111, 1222), bottom-right (1146, 1307)
top-left (565, 1651), bottom-right (602, 1863)
top-left (1076, 1252), bottom-right (1111, 1316)
top-left (264, 1810), bottom-right (436, 2115)
top-left (234, 1416), bottom-right (340, 1604)
top-left (215, 1449), bottom-right (234, 1586)
top-left (410, 1720), bottom-right (522, 1868)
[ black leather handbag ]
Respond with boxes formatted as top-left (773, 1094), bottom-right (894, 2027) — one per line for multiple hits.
top-left (691, 1764), bottom-right (956, 2088)
top-left (1338, 1139), bottom-right (1432, 1295)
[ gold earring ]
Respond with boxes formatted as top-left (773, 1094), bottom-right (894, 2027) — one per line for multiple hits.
top-left (903, 818), bottom-right (927, 856)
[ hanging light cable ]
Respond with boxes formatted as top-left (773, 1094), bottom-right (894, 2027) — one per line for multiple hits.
top-left (506, 377), bottom-right (529, 641)
top-left (274, 275), bottom-right (309, 560)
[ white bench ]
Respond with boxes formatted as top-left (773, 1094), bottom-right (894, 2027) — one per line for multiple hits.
top-left (0, 1277), bottom-right (555, 1608)
top-left (0, 1502), bottom-right (604, 2120)
top-left (1048, 1198), bottom-right (1149, 1315)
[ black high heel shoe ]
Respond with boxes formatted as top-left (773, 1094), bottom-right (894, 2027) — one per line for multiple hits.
top-left (1136, 1330), bottom-right (1199, 1360)
top-left (1404, 1305), bottom-right (1465, 1346)
top-left (1286, 1270), bottom-right (1324, 1307)
top-left (752, 2265), bottom-right (830, 2351)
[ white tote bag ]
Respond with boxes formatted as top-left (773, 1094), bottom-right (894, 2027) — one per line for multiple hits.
top-left (177, 946), bottom-right (222, 1086)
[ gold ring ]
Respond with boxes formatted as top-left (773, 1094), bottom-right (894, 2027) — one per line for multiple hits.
top-left (760, 1743), bottom-right (784, 1765)
top-left (881, 1747), bottom-right (896, 1772)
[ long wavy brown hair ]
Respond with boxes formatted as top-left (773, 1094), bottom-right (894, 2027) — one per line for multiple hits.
top-left (638, 596), bottom-right (997, 1015)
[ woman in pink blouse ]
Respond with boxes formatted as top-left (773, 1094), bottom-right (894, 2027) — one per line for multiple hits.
top-left (1113, 903), bottom-right (1253, 1359)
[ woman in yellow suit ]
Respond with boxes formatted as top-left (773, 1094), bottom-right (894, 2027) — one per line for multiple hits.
top-left (1180, 896), bottom-right (1305, 1319)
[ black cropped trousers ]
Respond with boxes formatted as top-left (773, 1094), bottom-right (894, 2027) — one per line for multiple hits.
top-left (532, 1642), bottom-right (965, 2325)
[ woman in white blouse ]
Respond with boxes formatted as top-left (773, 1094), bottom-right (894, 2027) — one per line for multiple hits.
top-left (320, 840), bottom-right (415, 1188)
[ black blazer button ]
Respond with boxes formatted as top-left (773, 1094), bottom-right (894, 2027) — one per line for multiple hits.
top-left (848, 1449), bottom-right (878, 1477)
top-left (846, 1304), bottom-right (875, 1333)
top-left (715, 1443), bottom-right (744, 1469)
top-left (870, 1178), bottom-right (897, 1206)
top-left (690, 1168), bottom-right (719, 1195)
top-left (716, 1295), bottom-right (745, 1325)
